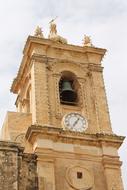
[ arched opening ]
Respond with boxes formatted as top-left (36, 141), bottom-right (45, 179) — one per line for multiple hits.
top-left (25, 85), bottom-right (31, 113)
top-left (59, 71), bottom-right (79, 105)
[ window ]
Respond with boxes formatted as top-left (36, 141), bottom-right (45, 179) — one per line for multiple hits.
top-left (77, 172), bottom-right (83, 179)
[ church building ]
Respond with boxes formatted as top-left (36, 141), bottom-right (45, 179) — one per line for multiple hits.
top-left (0, 21), bottom-right (125, 190)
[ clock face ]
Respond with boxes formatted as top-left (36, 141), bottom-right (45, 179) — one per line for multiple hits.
top-left (63, 113), bottom-right (88, 132)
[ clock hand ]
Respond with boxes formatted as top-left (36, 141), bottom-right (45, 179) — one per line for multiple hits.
top-left (73, 118), bottom-right (80, 127)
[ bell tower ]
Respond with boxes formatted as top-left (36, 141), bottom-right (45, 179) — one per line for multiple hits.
top-left (1, 22), bottom-right (125, 190)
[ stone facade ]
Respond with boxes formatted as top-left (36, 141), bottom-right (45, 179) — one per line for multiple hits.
top-left (0, 32), bottom-right (125, 189)
top-left (0, 141), bottom-right (37, 190)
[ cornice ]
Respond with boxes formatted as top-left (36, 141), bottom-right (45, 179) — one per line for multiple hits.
top-left (25, 125), bottom-right (125, 148)
top-left (31, 54), bottom-right (89, 68)
top-left (23, 36), bottom-right (106, 55)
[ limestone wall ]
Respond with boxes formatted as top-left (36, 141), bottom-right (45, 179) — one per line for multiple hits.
top-left (0, 141), bottom-right (38, 190)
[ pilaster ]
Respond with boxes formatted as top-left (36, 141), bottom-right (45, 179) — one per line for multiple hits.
top-left (31, 55), bottom-right (50, 125)
top-left (102, 155), bottom-right (124, 190)
top-left (37, 156), bottom-right (55, 190)
top-left (89, 64), bottom-right (112, 134)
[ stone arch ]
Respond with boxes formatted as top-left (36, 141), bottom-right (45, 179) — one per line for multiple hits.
top-left (52, 61), bottom-right (86, 79)
top-left (59, 70), bottom-right (81, 105)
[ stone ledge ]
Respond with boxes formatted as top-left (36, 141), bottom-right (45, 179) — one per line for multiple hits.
top-left (0, 140), bottom-right (23, 151)
top-left (25, 125), bottom-right (125, 148)
top-left (24, 36), bottom-right (106, 55)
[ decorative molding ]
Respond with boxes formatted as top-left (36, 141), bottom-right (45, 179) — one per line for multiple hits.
top-left (25, 125), bottom-right (125, 148)
top-left (15, 133), bottom-right (26, 144)
top-left (31, 54), bottom-right (50, 63)
top-left (88, 63), bottom-right (103, 72)
top-left (91, 68), bottom-right (101, 132)
top-left (102, 155), bottom-right (122, 169)
top-left (53, 73), bottom-right (61, 117)
top-left (66, 165), bottom-right (94, 190)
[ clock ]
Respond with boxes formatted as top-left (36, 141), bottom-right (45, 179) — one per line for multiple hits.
top-left (62, 112), bottom-right (88, 132)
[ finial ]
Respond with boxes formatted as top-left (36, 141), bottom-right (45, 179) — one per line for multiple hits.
top-left (34, 26), bottom-right (44, 38)
top-left (83, 35), bottom-right (93, 47)
top-left (48, 17), bottom-right (67, 44)
top-left (48, 17), bottom-right (58, 37)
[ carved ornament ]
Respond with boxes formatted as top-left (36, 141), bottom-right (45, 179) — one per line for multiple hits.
top-left (25, 125), bottom-right (125, 149)
top-left (34, 26), bottom-right (44, 38)
top-left (66, 165), bottom-right (94, 190)
top-left (48, 20), bottom-right (67, 44)
top-left (83, 35), bottom-right (93, 47)
top-left (15, 133), bottom-right (26, 144)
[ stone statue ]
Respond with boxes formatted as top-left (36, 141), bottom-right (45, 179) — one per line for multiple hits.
top-left (48, 20), bottom-right (57, 38)
top-left (83, 35), bottom-right (93, 47)
top-left (34, 26), bottom-right (44, 38)
top-left (48, 18), bottom-right (67, 44)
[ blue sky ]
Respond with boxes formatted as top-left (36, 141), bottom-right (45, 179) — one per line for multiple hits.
top-left (0, 0), bottom-right (127, 188)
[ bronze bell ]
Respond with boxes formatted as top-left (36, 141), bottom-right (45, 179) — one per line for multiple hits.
top-left (60, 80), bottom-right (77, 103)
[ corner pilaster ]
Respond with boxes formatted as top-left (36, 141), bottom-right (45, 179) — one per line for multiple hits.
top-left (31, 55), bottom-right (50, 125)
top-left (102, 155), bottom-right (124, 190)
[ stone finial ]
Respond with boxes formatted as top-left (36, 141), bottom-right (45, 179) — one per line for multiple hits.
top-left (48, 20), bottom-right (57, 38)
top-left (83, 35), bottom-right (93, 47)
top-left (34, 26), bottom-right (44, 38)
top-left (48, 18), bottom-right (67, 44)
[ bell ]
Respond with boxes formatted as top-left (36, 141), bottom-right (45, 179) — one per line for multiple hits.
top-left (60, 80), bottom-right (77, 102)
